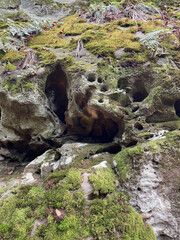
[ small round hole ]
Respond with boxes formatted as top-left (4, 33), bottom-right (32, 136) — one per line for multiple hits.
top-left (134, 122), bottom-right (143, 130)
top-left (98, 99), bottom-right (103, 103)
top-left (97, 77), bottom-right (103, 83)
top-left (87, 73), bottom-right (96, 82)
top-left (101, 85), bottom-right (108, 92)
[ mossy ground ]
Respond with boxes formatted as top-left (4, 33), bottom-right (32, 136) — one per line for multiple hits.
top-left (0, 164), bottom-right (156, 240)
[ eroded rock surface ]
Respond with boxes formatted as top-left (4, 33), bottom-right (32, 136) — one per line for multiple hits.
top-left (114, 131), bottom-right (180, 240)
top-left (0, 1), bottom-right (180, 239)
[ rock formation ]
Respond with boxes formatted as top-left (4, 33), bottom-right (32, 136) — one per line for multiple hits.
top-left (0, 0), bottom-right (179, 239)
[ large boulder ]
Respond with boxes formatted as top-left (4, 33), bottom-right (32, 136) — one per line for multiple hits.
top-left (113, 130), bottom-right (180, 240)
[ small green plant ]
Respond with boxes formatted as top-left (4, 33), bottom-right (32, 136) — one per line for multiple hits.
top-left (140, 29), bottom-right (171, 54)
top-left (2, 61), bottom-right (16, 72)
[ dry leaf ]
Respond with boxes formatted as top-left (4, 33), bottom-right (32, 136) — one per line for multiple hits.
top-left (55, 209), bottom-right (61, 217)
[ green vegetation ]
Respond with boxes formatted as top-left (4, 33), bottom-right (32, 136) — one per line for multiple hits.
top-left (0, 180), bottom-right (156, 240)
top-left (2, 50), bottom-right (25, 62)
top-left (88, 168), bottom-right (116, 195)
top-left (114, 145), bottom-right (144, 182)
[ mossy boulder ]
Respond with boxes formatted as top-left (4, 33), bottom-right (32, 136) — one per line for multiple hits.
top-left (113, 130), bottom-right (180, 239)
top-left (0, 165), bottom-right (156, 240)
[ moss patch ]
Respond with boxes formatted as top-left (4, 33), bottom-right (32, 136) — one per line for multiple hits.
top-left (114, 145), bottom-right (144, 182)
top-left (88, 168), bottom-right (116, 195)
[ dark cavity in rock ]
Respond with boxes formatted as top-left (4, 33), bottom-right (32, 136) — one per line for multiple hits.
top-left (132, 89), bottom-right (148, 102)
top-left (45, 65), bottom-right (68, 124)
top-left (96, 143), bottom-right (121, 154)
top-left (87, 73), bottom-right (96, 82)
top-left (174, 99), bottom-right (180, 117)
top-left (134, 122), bottom-right (143, 130)
top-left (66, 105), bottom-right (124, 143)
top-left (100, 85), bottom-right (108, 92)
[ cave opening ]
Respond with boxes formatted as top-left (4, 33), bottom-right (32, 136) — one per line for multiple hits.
top-left (174, 100), bottom-right (180, 117)
top-left (45, 65), bottom-right (68, 124)
top-left (133, 89), bottom-right (148, 102)
top-left (68, 106), bottom-right (124, 143)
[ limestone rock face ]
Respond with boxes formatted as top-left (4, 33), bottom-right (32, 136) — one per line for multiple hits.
top-left (114, 131), bottom-right (180, 240)
top-left (23, 149), bottom-right (60, 183)
top-left (45, 64), bottom-right (125, 142)
top-left (0, 87), bottom-right (64, 156)
top-left (0, 1), bottom-right (179, 239)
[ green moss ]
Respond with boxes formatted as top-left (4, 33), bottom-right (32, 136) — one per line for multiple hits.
top-left (0, 167), bottom-right (156, 240)
top-left (1, 50), bottom-right (24, 63)
top-left (118, 18), bottom-right (136, 27)
top-left (88, 168), bottom-right (116, 195)
top-left (84, 27), bottom-right (140, 57)
top-left (29, 31), bottom-right (69, 49)
top-left (45, 169), bottom-right (67, 184)
top-left (88, 192), bottom-right (156, 240)
top-left (0, 21), bottom-right (8, 29)
top-left (60, 15), bottom-right (97, 36)
top-left (2, 78), bottom-right (20, 94)
top-left (155, 120), bottom-right (180, 131)
top-left (62, 168), bottom-right (82, 191)
top-left (36, 49), bottom-right (57, 66)
top-left (0, 193), bottom-right (35, 240)
top-left (114, 145), bottom-right (144, 182)
top-left (138, 20), bottom-right (163, 33)
top-left (2, 76), bottom-right (35, 94)
top-left (59, 55), bottom-right (90, 72)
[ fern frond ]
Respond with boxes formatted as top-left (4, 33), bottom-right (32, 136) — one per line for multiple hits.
top-left (140, 29), bottom-right (171, 51)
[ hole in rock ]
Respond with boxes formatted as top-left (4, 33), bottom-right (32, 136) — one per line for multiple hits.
top-left (174, 99), bottom-right (180, 117)
top-left (118, 77), bottom-right (128, 90)
top-left (137, 187), bottom-right (141, 191)
top-left (97, 77), bottom-right (103, 83)
top-left (152, 159), bottom-right (159, 165)
top-left (45, 65), bottom-right (68, 123)
top-left (100, 85), bottom-right (108, 92)
top-left (90, 118), bottom-right (119, 142)
top-left (125, 140), bottom-right (138, 147)
top-left (98, 99), bottom-right (103, 103)
top-left (87, 73), bottom-right (96, 82)
top-left (88, 193), bottom-right (106, 200)
top-left (133, 90), bottom-right (148, 102)
top-left (96, 143), bottom-right (121, 154)
top-left (67, 106), bottom-right (124, 142)
top-left (7, 142), bottom-right (14, 149)
top-left (132, 106), bottom-right (139, 112)
top-left (134, 122), bottom-right (143, 130)
top-left (35, 169), bottom-right (41, 175)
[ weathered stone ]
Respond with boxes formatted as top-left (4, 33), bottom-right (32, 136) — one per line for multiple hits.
top-left (24, 149), bottom-right (60, 178)
top-left (114, 132), bottom-right (180, 240)
top-left (92, 161), bottom-right (108, 169)
top-left (81, 172), bottom-right (94, 198)
top-left (0, 86), bottom-right (64, 158)
top-left (115, 48), bottom-right (125, 58)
